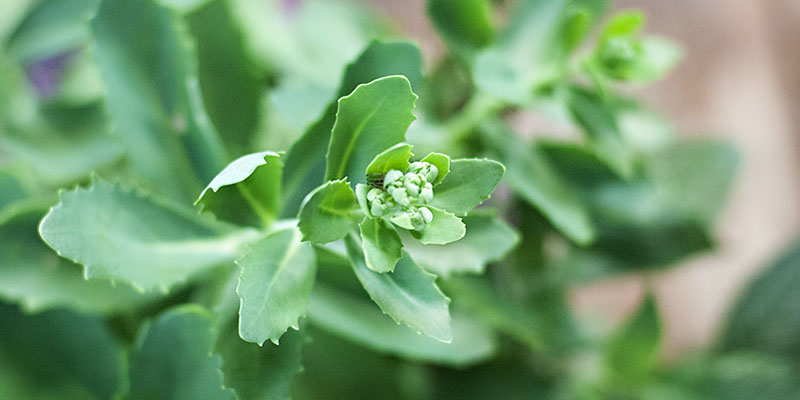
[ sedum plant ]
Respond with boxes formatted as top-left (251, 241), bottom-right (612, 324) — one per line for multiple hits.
top-left (1, 0), bottom-right (799, 399)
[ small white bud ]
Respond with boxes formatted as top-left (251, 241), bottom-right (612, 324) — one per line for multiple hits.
top-left (419, 206), bottom-right (433, 224)
top-left (383, 170), bottom-right (403, 186)
top-left (420, 183), bottom-right (434, 204)
top-left (426, 165), bottom-right (438, 182)
top-left (367, 188), bottom-right (382, 202)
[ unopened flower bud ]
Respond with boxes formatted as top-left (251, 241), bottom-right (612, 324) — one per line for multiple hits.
top-left (389, 187), bottom-right (410, 206)
top-left (426, 165), bottom-right (438, 182)
top-left (419, 183), bottom-right (433, 204)
top-left (419, 206), bottom-right (433, 224)
top-left (367, 188), bottom-right (382, 202)
top-left (383, 169), bottom-right (403, 186)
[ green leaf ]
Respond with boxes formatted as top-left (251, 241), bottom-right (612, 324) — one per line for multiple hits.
top-left (365, 143), bottom-right (413, 177)
top-left (442, 276), bottom-right (547, 351)
top-left (196, 151), bottom-right (282, 227)
top-left (6, 0), bottom-right (98, 63)
top-left (411, 207), bottom-right (466, 245)
top-left (0, 168), bottom-right (29, 210)
top-left (403, 214), bottom-right (518, 277)
top-left (648, 140), bottom-right (738, 226)
top-left (482, 123), bottom-right (595, 244)
top-left (325, 75), bottom-right (418, 183)
top-left (566, 86), bottom-right (634, 178)
top-left (128, 305), bottom-right (233, 400)
top-left (540, 140), bottom-right (716, 267)
top-left (2, 103), bottom-right (124, 186)
top-left (359, 217), bottom-right (403, 273)
top-left (473, 0), bottom-right (607, 104)
top-left (39, 178), bottom-right (256, 292)
top-left (0, 208), bottom-right (153, 314)
top-left (605, 294), bottom-right (661, 383)
top-left (429, 158), bottom-right (504, 216)
top-left (601, 11), bottom-right (644, 38)
top-left (236, 227), bottom-right (316, 345)
top-left (0, 302), bottom-right (125, 400)
top-left (281, 40), bottom-right (423, 216)
top-left (186, 0), bottom-right (263, 150)
top-left (420, 152), bottom-right (450, 185)
top-left (427, 0), bottom-right (494, 53)
top-left (721, 241), bottom-right (800, 358)
top-left (297, 179), bottom-right (359, 244)
top-left (308, 284), bottom-right (496, 367)
top-left (345, 234), bottom-right (452, 342)
top-left (92, 0), bottom-right (228, 201)
top-left (216, 320), bottom-right (305, 400)
top-left (653, 353), bottom-right (800, 400)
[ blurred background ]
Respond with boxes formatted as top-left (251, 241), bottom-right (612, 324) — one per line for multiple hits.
top-left (363, 0), bottom-right (800, 358)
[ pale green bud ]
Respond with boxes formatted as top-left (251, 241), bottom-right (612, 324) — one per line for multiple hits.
top-left (383, 169), bottom-right (403, 186)
top-left (389, 186), bottom-right (410, 206)
top-left (419, 183), bottom-right (434, 204)
top-left (419, 206), bottom-right (433, 224)
top-left (426, 165), bottom-right (438, 182)
top-left (367, 188), bottom-right (382, 202)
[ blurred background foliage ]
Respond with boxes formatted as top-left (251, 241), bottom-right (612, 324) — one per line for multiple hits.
top-left (0, 0), bottom-right (799, 399)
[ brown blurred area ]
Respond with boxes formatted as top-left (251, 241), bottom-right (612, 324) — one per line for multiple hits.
top-left (364, 0), bottom-right (800, 358)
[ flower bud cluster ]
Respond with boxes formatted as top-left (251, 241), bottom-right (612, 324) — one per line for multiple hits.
top-left (366, 162), bottom-right (439, 231)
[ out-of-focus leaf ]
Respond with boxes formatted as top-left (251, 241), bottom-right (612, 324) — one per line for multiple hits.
top-left (411, 207), bottom-right (465, 245)
top-left (429, 158), bottom-right (504, 216)
top-left (605, 294), bottom-right (661, 384)
top-left (647, 353), bottom-right (800, 400)
top-left (308, 284), bottom-right (496, 367)
top-left (281, 40), bottom-right (423, 216)
top-left (217, 319), bottom-right (305, 400)
top-left (566, 86), bottom-right (634, 178)
top-left (591, 11), bottom-right (682, 84)
top-left (721, 241), bottom-right (800, 359)
top-left (39, 178), bottom-right (257, 292)
top-left (0, 208), bottom-right (153, 314)
top-left (196, 151), bottom-right (282, 227)
top-left (0, 302), bottom-right (124, 400)
top-left (2, 103), bottom-right (123, 186)
top-left (297, 179), bottom-right (359, 244)
top-left (648, 140), bottom-right (738, 226)
top-left (5, 0), bottom-right (98, 63)
top-left (359, 217), bottom-right (403, 273)
top-left (482, 123), bottom-right (595, 244)
top-left (427, 0), bottom-right (493, 54)
top-left (540, 141), bottom-right (717, 267)
top-left (128, 305), bottom-right (233, 400)
top-left (91, 0), bottom-right (228, 201)
top-left (403, 214), bottom-right (518, 277)
top-left (186, 0), bottom-right (262, 150)
top-left (442, 276), bottom-right (547, 351)
top-left (290, 327), bottom-right (426, 400)
top-left (617, 101), bottom-right (674, 153)
top-left (325, 76), bottom-right (417, 183)
top-left (236, 227), bottom-right (315, 345)
top-left (0, 168), bottom-right (29, 210)
top-left (232, 0), bottom-right (387, 85)
top-left (474, 0), bottom-right (607, 104)
top-left (345, 234), bottom-right (452, 342)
